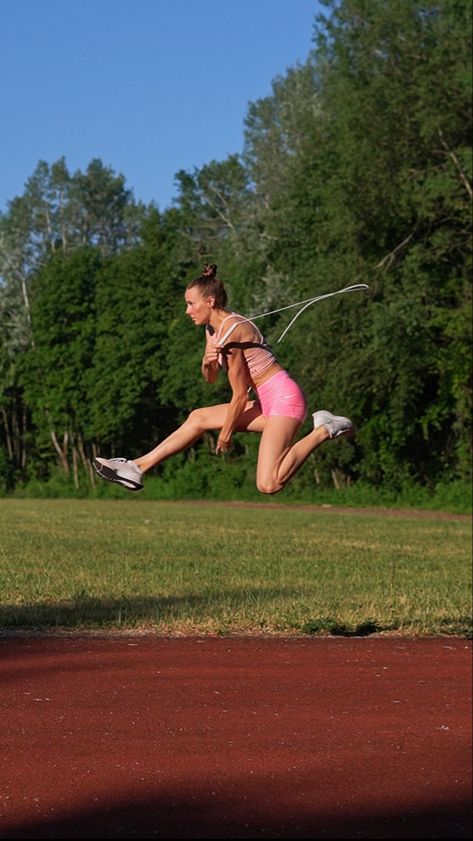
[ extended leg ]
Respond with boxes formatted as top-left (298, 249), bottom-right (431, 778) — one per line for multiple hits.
top-left (93, 400), bottom-right (265, 490)
top-left (135, 400), bottom-right (264, 472)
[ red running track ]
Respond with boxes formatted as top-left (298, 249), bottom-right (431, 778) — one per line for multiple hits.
top-left (0, 636), bottom-right (471, 839)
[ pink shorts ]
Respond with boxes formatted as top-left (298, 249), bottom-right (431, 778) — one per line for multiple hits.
top-left (256, 370), bottom-right (307, 422)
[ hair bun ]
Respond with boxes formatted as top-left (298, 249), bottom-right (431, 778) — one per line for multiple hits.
top-left (201, 263), bottom-right (217, 279)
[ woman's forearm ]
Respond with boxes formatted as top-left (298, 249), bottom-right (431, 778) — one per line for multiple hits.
top-left (201, 360), bottom-right (219, 383)
top-left (219, 392), bottom-right (248, 441)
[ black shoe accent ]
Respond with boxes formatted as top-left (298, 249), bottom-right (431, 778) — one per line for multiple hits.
top-left (92, 459), bottom-right (143, 491)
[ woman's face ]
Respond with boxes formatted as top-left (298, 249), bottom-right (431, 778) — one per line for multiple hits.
top-left (185, 287), bottom-right (213, 326)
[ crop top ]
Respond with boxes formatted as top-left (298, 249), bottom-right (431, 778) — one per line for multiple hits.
top-left (208, 312), bottom-right (277, 379)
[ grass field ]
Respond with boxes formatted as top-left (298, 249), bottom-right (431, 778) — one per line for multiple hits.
top-left (0, 499), bottom-right (471, 637)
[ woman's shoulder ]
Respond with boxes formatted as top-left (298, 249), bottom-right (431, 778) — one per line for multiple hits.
top-left (218, 313), bottom-right (260, 343)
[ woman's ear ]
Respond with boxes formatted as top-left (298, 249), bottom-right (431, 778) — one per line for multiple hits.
top-left (207, 296), bottom-right (216, 309)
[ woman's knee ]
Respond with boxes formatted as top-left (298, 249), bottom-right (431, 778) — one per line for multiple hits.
top-left (187, 407), bottom-right (217, 433)
top-left (186, 408), bottom-right (205, 432)
top-left (256, 475), bottom-right (282, 495)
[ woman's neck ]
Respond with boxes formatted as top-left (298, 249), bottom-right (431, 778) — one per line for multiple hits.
top-left (208, 308), bottom-right (232, 332)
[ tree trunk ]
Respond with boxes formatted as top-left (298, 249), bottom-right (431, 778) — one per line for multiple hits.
top-left (1, 408), bottom-right (14, 460)
top-left (21, 405), bottom-right (27, 469)
top-left (78, 435), bottom-right (95, 485)
top-left (51, 429), bottom-right (70, 474)
top-left (72, 443), bottom-right (79, 489)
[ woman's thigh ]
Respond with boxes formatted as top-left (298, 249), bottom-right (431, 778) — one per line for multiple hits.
top-left (195, 400), bottom-right (266, 433)
top-left (256, 416), bottom-right (301, 485)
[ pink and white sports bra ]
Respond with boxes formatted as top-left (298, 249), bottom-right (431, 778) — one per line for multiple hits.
top-left (211, 312), bottom-right (277, 379)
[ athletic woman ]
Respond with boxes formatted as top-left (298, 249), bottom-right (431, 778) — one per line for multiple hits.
top-left (93, 264), bottom-right (353, 493)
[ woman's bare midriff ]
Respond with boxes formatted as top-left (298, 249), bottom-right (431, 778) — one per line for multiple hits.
top-left (250, 361), bottom-right (285, 390)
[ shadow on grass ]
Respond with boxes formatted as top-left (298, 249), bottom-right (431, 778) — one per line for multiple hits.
top-left (301, 619), bottom-right (382, 636)
top-left (0, 587), bottom-right (303, 631)
top-left (1, 593), bottom-right (470, 637)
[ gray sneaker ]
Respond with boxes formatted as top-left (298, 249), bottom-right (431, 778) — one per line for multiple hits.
top-left (93, 457), bottom-right (144, 491)
top-left (313, 410), bottom-right (353, 439)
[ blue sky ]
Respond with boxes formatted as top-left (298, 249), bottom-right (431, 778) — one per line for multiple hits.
top-left (1, 0), bottom-right (323, 213)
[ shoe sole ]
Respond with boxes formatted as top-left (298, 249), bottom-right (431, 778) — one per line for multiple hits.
top-left (93, 459), bottom-right (143, 491)
top-left (332, 425), bottom-right (354, 439)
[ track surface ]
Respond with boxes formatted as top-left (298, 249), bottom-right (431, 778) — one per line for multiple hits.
top-left (1, 636), bottom-right (471, 839)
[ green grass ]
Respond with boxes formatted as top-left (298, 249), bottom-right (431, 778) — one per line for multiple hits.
top-left (9, 471), bottom-right (473, 515)
top-left (0, 499), bottom-right (471, 637)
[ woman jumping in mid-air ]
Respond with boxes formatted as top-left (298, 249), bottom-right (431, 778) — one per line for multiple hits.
top-left (93, 263), bottom-right (353, 493)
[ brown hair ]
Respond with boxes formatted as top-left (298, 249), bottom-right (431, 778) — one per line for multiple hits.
top-left (186, 263), bottom-right (228, 308)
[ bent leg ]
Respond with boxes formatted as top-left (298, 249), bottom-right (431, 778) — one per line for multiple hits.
top-left (135, 400), bottom-right (265, 472)
top-left (256, 417), bottom-right (330, 494)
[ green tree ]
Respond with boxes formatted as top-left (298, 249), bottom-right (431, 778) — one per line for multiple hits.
top-left (0, 158), bottom-right (151, 486)
top-left (88, 210), bottom-right (182, 458)
top-left (23, 248), bottom-right (102, 485)
top-left (243, 0), bottom-right (472, 487)
top-left (173, 156), bottom-right (264, 312)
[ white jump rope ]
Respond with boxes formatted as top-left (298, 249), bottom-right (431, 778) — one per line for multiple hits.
top-left (216, 283), bottom-right (370, 347)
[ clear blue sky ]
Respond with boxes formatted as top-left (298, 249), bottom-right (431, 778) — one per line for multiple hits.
top-left (1, 0), bottom-right (323, 213)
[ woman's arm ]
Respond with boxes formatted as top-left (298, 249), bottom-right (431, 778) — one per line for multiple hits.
top-left (216, 348), bottom-right (249, 454)
top-left (201, 329), bottom-right (220, 384)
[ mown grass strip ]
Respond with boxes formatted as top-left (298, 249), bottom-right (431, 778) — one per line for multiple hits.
top-left (1, 499), bottom-right (471, 636)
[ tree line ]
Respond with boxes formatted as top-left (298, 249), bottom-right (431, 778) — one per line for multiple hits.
top-left (0, 0), bottom-right (471, 497)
